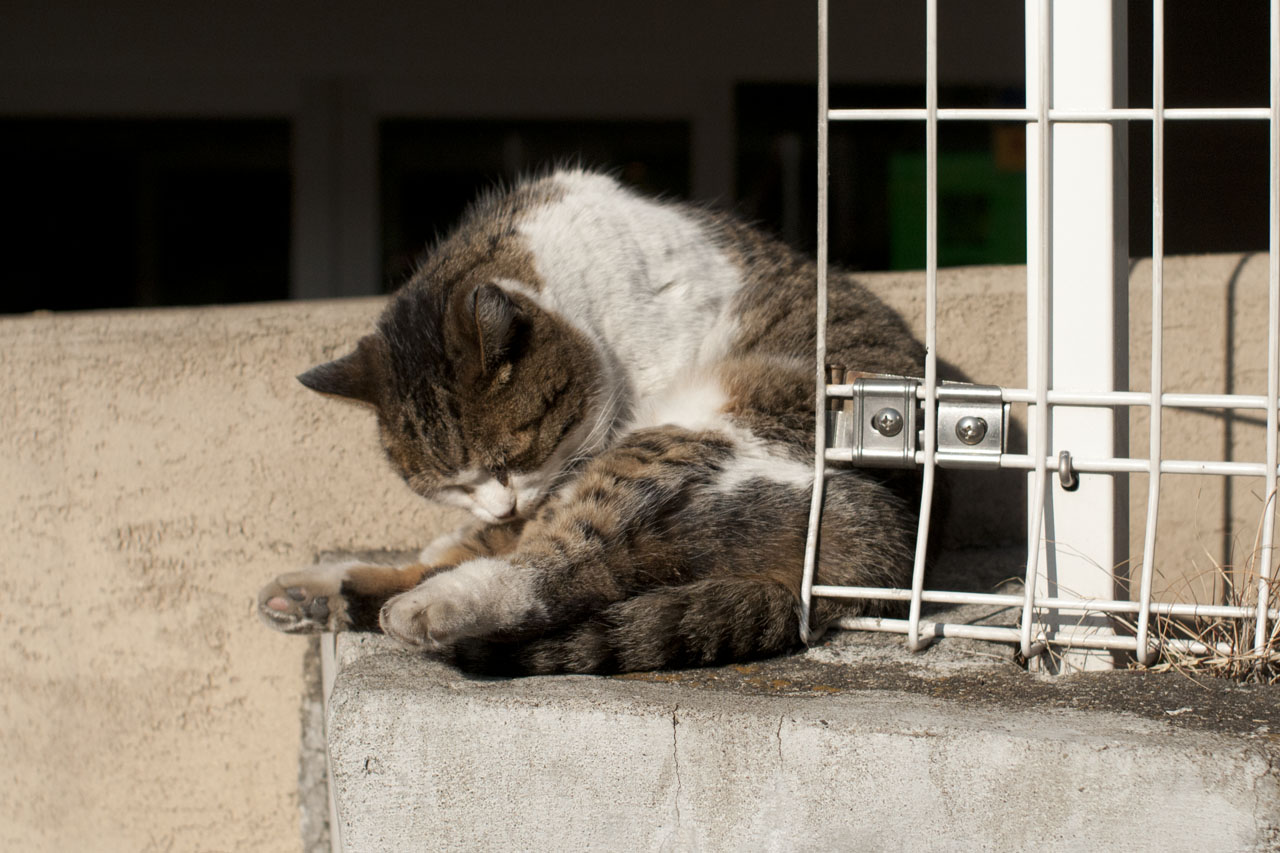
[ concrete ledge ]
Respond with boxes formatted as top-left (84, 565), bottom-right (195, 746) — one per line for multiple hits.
top-left (327, 631), bottom-right (1279, 851)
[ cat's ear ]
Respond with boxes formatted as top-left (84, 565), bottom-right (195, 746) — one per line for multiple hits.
top-left (466, 283), bottom-right (524, 374)
top-left (297, 334), bottom-right (388, 407)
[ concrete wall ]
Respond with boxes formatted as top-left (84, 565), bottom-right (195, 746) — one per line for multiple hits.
top-left (1125, 253), bottom-right (1276, 604)
top-left (1, 253), bottom-right (1272, 848)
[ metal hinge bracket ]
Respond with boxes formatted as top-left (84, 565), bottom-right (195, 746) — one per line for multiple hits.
top-left (824, 368), bottom-right (1007, 470)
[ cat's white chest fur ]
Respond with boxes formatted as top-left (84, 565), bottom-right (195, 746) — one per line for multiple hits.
top-left (630, 370), bottom-right (728, 432)
top-left (518, 171), bottom-right (811, 496)
top-left (518, 171), bottom-right (743, 399)
top-left (630, 370), bottom-right (813, 493)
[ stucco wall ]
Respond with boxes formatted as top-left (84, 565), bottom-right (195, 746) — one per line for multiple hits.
top-left (1, 253), bottom-right (1272, 849)
top-left (0, 300), bottom-right (464, 851)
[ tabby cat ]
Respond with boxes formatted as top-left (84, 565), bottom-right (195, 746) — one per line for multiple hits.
top-left (257, 168), bottom-right (925, 674)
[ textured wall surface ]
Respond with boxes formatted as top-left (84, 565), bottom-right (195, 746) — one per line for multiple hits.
top-left (0, 299), bottom-right (463, 851)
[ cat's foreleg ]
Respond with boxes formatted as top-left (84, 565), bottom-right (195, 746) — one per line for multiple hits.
top-left (378, 557), bottom-right (544, 648)
top-left (257, 561), bottom-right (444, 634)
top-left (257, 519), bottom-right (525, 634)
top-left (415, 517), bottom-right (526, 567)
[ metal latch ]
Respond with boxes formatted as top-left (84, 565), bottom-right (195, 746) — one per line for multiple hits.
top-left (825, 368), bottom-right (1007, 470)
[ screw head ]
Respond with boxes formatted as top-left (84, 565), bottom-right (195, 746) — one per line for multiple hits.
top-left (955, 416), bottom-right (988, 445)
top-left (871, 407), bottom-right (904, 437)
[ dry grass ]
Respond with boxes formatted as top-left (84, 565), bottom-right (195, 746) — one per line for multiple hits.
top-left (1015, 531), bottom-right (1278, 684)
top-left (1120, 500), bottom-right (1280, 686)
top-left (1136, 561), bottom-right (1279, 686)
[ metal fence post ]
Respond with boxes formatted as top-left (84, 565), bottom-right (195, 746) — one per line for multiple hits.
top-left (1024, 0), bottom-right (1129, 671)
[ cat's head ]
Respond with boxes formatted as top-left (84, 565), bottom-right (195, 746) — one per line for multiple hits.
top-left (299, 280), bottom-right (612, 522)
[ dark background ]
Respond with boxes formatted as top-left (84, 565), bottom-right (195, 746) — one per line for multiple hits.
top-left (0, 1), bottom-right (1270, 313)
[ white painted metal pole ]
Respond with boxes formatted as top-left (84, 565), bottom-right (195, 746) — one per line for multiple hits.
top-left (1028, 0), bottom-right (1129, 671)
top-left (1134, 0), bottom-right (1165, 667)
top-left (1257, 0), bottom-right (1280, 653)
top-left (1021, 0), bottom-right (1052, 662)
top-left (799, 0), bottom-right (830, 645)
top-left (906, 0), bottom-right (940, 653)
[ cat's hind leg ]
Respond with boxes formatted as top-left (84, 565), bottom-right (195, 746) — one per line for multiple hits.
top-left (450, 574), bottom-right (805, 675)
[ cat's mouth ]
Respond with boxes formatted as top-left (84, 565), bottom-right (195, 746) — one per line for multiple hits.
top-left (464, 481), bottom-right (547, 524)
top-left (471, 507), bottom-right (518, 523)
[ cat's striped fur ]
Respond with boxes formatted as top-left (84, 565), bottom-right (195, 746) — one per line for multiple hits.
top-left (258, 168), bottom-right (925, 674)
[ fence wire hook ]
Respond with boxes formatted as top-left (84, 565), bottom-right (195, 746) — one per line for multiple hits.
top-left (1058, 450), bottom-right (1080, 491)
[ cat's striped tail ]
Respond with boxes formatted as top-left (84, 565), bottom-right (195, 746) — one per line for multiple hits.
top-left (450, 576), bottom-right (806, 676)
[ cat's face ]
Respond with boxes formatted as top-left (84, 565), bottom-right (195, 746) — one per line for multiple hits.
top-left (299, 280), bottom-right (610, 522)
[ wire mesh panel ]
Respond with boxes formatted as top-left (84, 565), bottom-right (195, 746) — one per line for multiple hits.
top-left (801, 0), bottom-right (1280, 671)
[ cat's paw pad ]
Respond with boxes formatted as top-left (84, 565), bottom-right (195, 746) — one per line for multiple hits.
top-left (257, 565), bottom-right (351, 633)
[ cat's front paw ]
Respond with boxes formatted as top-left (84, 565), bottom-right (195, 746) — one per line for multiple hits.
top-left (379, 590), bottom-right (468, 649)
top-left (378, 558), bottom-right (529, 650)
top-left (257, 563), bottom-right (353, 634)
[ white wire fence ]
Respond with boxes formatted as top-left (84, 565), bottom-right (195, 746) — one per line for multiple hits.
top-left (800, 0), bottom-right (1280, 671)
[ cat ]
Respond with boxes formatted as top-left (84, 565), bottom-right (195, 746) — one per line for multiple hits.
top-left (257, 167), bottom-right (926, 675)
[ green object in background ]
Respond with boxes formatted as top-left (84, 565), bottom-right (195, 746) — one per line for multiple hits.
top-left (888, 150), bottom-right (1026, 269)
